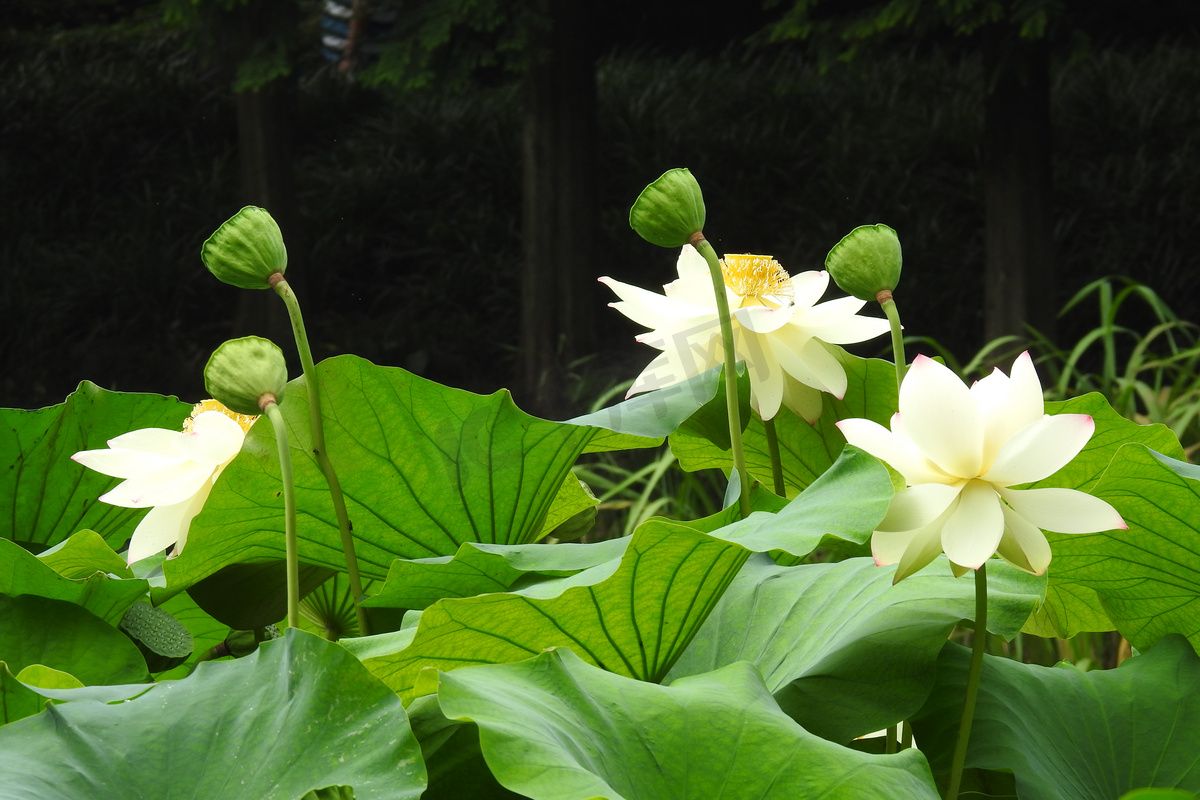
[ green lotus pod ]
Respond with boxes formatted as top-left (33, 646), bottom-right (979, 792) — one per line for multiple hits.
top-left (119, 600), bottom-right (193, 673)
top-left (629, 168), bottom-right (707, 248)
top-left (201, 206), bottom-right (287, 289)
top-left (825, 223), bottom-right (903, 302)
top-left (204, 336), bottom-right (288, 416)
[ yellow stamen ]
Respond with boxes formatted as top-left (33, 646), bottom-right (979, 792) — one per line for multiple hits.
top-left (720, 254), bottom-right (793, 300)
top-left (185, 399), bottom-right (259, 434)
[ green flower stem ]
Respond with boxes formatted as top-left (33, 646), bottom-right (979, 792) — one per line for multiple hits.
top-left (885, 724), bottom-right (897, 754)
top-left (271, 275), bottom-right (370, 637)
top-left (946, 562), bottom-right (988, 800)
top-left (763, 417), bottom-right (786, 497)
top-left (692, 235), bottom-right (751, 518)
top-left (262, 399), bottom-right (300, 630)
top-left (878, 290), bottom-right (906, 398)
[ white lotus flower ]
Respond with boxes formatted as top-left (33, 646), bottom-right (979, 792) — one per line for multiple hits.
top-left (836, 352), bottom-right (1126, 582)
top-left (600, 246), bottom-right (889, 422)
top-left (73, 400), bottom-right (257, 564)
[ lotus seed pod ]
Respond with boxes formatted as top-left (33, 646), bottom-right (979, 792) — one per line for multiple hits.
top-left (201, 206), bottom-right (287, 290)
top-left (825, 223), bottom-right (903, 302)
top-left (629, 168), bottom-right (707, 248)
top-left (119, 600), bottom-right (193, 672)
top-left (204, 336), bottom-right (288, 416)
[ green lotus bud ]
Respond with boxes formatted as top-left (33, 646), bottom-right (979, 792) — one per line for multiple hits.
top-left (629, 168), bottom-right (707, 248)
top-left (201, 206), bottom-right (287, 289)
top-left (204, 336), bottom-right (288, 416)
top-left (825, 223), bottom-right (903, 302)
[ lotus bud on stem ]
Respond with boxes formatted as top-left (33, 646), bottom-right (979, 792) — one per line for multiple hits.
top-left (826, 224), bottom-right (906, 398)
top-left (203, 336), bottom-right (300, 630)
top-left (201, 207), bottom-right (368, 636)
top-left (628, 169), bottom-right (750, 516)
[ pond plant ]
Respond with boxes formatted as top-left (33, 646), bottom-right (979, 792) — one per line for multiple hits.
top-left (1, 170), bottom-right (1198, 800)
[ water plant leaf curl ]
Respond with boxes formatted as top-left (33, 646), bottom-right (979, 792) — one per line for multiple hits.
top-left (432, 648), bottom-right (941, 799)
top-left (168, 355), bottom-right (661, 593)
top-left (0, 630), bottom-right (426, 799)
top-left (359, 523), bottom-right (750, 701)
top-left (667, 554), bottom-right (1044, 743)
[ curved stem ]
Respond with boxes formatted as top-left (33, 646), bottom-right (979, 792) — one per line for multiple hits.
top-left (271, 276), bottom-right (370, 636)
top-left (263, 400), bottom-right (299, 631)
top-left (692, 236), bottom-right (751, 518)
top-left (946, 562), bottom-right (988, 800)
top-left (879, 292), bottom-right (906, 398)
top-left (763, 417), bottom-right (786, 497)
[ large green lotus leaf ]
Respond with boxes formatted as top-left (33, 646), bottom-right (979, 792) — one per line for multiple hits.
top-left (0, 538), bottom-right (146, 626)
top-left (0, 594), bottom-right (149, 685)
top-left (0, 383), bottom-right (192, 552)
top-left (170, 355), bottom-right (654, 592)
top-left (1039, 445), bottom-right (1200, 651)
top-left (911, 634), bottom-right (1200, 800)
top-left (568, 363), bottom-right (731, 452)
top-left (670, 354), bottom-right (898, 495)
top-left (35, 530), bottom-right (133, 580)
top-left (1022, 394), bottom-right (1182, 637)
top-left (693, 445), bottom-right (893, 556)
top-left (0, 630), bottom-right (426, 800)
top-left (433, 647), bottom-right (939, 800)
top-left (364, 537), bottom-right (631, 610)
top-left (666, 555), bottom-right (1043, 743)
top-left (1037, 393), bottom-right (1184, 491)
top-left (361, 524), bottom-right (750, 700)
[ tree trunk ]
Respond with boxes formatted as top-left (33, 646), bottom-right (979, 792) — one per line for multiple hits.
top-left (518, 0), bottom-right (599, 416)
top-left (983, 40), bottom-right (1056, 348)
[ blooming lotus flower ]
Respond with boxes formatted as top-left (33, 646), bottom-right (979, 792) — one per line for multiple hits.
top-left (836, 353), bottom-right (1126, 582)
top-left (600, 246), bottom-right (889, 422)
top-left (72, 400), bottom-right (257, 564)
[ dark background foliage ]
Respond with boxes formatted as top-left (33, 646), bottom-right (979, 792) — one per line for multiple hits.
top-left (2, 1), bottom-right (1199, 411)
